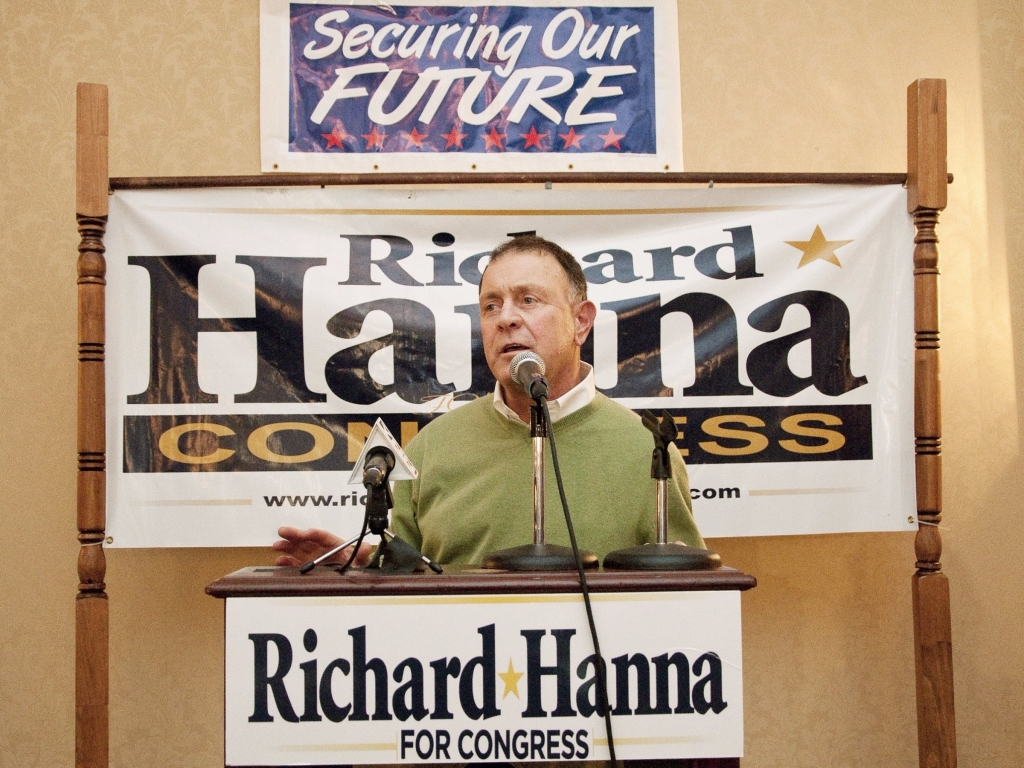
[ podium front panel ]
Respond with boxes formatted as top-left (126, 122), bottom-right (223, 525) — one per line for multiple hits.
top-left (222, 587), bottom-right (743, 765)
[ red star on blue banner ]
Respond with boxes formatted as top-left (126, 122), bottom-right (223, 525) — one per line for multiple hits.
top-left (321, 123), bottom-right (349, 150)
top-left (404, 127), bottom-right (429, 149)
top-left (443, 125), bottom-right (467, 149)
top-left (520, 126), bottom-right (548, 150)
top-left (362, 126), bottom-right (386, 150)
top-left (559, 127), bottom-right (585, 150)
top-left (484, 126), bottom-right (506, 151)
top-left (598, 128), bottom-right (626, 149)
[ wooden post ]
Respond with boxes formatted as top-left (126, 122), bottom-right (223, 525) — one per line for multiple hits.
top-left (907, 78), bottom-right (956, 768)
top-left (76, 82), bottom-right (109, 768)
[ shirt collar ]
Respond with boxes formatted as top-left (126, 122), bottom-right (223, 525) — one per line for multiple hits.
top-left (493, 363), bottom-right (595, 425)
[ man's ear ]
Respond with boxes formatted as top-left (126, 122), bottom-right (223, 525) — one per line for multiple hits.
top-left (574, 300), bottom-right (598, 346)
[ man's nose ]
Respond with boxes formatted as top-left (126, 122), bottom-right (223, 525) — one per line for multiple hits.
top-left (497, 302), bottom-right (521, 328)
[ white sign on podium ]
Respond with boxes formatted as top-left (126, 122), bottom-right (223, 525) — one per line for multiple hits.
top-left (224, 590), bottom-right (743, 765)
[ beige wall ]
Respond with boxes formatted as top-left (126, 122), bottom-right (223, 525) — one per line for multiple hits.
top-left (1, 1), bottom-right (1021, 765)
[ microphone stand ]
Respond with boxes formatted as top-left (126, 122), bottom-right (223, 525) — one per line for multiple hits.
top-left (482, 396), bottom-right (597, 571)
top-left (362, 476), bottom-right (444, 573)
top-left (604, 410), bottom-right (721, 570)
top-left (480, 364), bottom-right (612, 761)
top-left (531, 403), bottom-right (548, 550)
top-left (300, 454), bottom-right (442, 575)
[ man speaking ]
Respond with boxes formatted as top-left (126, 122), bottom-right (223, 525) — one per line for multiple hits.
top-left (273, 235), bottom-right (703, 566)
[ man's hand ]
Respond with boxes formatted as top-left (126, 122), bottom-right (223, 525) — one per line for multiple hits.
top-left (272, 526), bottom-right (375, 568)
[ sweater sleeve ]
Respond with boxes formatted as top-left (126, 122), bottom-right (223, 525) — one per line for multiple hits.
top-left (390, 431), bottom-right (424, 550)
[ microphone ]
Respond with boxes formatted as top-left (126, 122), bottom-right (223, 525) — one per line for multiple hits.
top-left (510, 350), bottom-right (549, 400)
top-left (363, 446), bottom-right (395, 487)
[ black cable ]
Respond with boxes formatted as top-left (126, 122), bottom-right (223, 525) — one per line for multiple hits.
top-left (541, 397), bottom-right (618, 768)
top-left (336, 505), bottom-right (371, 572)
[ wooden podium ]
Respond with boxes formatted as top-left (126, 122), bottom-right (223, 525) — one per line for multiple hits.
top-left (208, 565), bottom-right (756, 768)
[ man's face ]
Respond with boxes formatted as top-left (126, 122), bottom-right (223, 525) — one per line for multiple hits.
top-left (478, 249), bottom-right (593, 395)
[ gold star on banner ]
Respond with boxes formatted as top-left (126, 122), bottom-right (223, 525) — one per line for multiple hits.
top-left (785, 225), bottom-right (853, 268)
top-left (498, 659), bottom-right (524, 699)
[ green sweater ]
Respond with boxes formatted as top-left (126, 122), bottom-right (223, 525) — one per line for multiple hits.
top-left (391, 393), bottom-right (703, 565)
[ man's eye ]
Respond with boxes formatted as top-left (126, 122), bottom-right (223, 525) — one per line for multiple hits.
top-left (523, 296), bottom-right (536, 304)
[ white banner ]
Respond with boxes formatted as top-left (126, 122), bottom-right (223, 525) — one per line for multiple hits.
top-left (104, 184), bottom-right (916, 547)
top-left (260, 0), bottom-right (683, 173)
top-left (224, 591), bottom-right (743, 764)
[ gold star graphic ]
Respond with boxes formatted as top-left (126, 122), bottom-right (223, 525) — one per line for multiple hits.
top-left (498, 659), bottom-right (524, 699)
top-left (785, 225), bottom-right (853, 268)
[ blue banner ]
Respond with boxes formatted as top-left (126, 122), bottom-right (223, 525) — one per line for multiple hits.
top-left (287, 3), bottom-right (657, 157)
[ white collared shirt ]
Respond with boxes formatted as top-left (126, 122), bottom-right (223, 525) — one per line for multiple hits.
top-left (492, 363), bottom-right (596, 425)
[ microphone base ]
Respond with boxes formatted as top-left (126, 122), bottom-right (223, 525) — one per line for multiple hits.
top-left (481, 543), bottom-right (598, 571)
top-left (603, 543), bottom-right (722, 571)
top-left (363, 535), bottom-right (428, 574)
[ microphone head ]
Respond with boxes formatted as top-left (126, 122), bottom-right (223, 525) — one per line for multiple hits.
top-left (509, 350), bottom-right (545, 384)
top-left (362, 446), bottom-right (396, 487)
top-left (366, 445), bottom-right (396, 471)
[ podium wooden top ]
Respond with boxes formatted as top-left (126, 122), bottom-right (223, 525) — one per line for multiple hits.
top-left (207, 564), bottom-right (756, 599)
